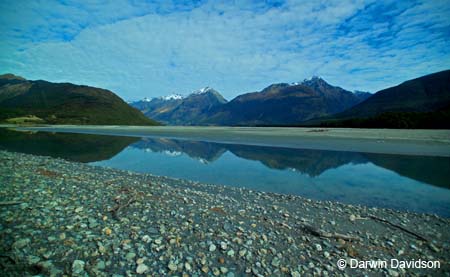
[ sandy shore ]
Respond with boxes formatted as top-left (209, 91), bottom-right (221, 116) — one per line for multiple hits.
top-left (0, 150), bottom-right (449, 276)
top-left (10, 125), bottom-right (450, 157)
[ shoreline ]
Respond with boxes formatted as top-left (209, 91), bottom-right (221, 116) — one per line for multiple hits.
top-left (0, 150), bottom-right (449, 276)
top-left (8, 125), bottom-right (450, 157)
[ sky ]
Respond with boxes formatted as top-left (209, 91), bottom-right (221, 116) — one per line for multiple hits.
top-left (1, 0), bottom-right (449, 101)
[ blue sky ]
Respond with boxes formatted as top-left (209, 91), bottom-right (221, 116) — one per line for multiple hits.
top-left (1, 0), bottom-right (449, 101)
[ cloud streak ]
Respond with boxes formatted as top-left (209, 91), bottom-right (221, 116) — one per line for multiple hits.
top-left (1, 0), bottom-right (449, 100)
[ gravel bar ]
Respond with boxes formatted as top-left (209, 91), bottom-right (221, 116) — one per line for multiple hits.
top-left (0, 150), bottom-right (449, 276)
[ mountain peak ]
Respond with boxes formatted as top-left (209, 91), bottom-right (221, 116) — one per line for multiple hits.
top-left (189, 87), bottom-right (227, 103)
top-left (162, 93), bottom-right (184, 100)
top-left (301, 76), bottom-right (327, 86)
top-left (192, 86), bottom-right (215, 95)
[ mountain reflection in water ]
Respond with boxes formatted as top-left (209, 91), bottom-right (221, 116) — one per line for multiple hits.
top-left (1, 129), bottom-right (449, 216)
top-left (132, 137), bottom-right (450, 189)
top-left (0, 128), bottom-right (138, 163)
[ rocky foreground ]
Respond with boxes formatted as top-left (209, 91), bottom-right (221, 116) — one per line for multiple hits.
top-left (0, 150), bottom-right (448, 276)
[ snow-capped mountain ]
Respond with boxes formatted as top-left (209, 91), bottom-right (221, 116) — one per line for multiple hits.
top-left (162, 94), bottom-right (184, 100)
top-left (135, 87), bottom-right (217, 104)
top-left (130, 87), bottom-right (228, 125)
top-left (191, 86), bottom-right (214, 95)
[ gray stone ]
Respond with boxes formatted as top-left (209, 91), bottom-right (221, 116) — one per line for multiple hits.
top-left (13, 238), bottom-right (30, 249)
top-left (136, 264), bottom-right (149, 274)
top-left (72, 260), bottom-right (85, 275)
top-left (168, 261), bottom-right (178, 271)
top-left (271, 257), bottom-right (280, 267)
top-left (96, 260), bottom-right (106, 270)
top-left (126, 252), bottom-right (136, 261)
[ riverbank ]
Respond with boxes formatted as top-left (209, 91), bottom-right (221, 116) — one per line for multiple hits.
top-left (7, 125), bottom-right (450, 157)
top-left (0, 150), bottom-right (449, 276)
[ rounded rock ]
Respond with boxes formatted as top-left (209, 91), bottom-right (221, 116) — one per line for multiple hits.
top-left (72, 260), bottom-right (85, 275)
top-left (136, 264), bottom-right (149, 274)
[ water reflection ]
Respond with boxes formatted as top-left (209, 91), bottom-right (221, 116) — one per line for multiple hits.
top-left (132, 137), bottom-right (450, 189)
top-left (1, 129), bottom-right (449, 216)
top-left (0, 128), bottom-right (138, 162)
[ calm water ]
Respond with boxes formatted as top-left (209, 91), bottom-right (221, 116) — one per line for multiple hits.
top-left (1, 128), bottom-right (449, 217)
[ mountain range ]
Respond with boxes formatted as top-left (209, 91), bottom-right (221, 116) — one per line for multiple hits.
top-left (132, 70), bottom-right (450, 128)
top-left (1, 69), bottom-right (448, 128)
top-left (131, 77), bottom-right (371, 126)
top-left (0, 74), bottom-right (158, 125)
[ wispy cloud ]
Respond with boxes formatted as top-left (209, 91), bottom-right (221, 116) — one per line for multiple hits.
top-left (1, 0), bottom-right (449, 100)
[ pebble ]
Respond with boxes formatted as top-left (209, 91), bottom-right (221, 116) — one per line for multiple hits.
top-left (223, 222), bottom-right (232, 232)
top-left (209, 244), bottom-right (217, 252)
top-left (136, 258), bottom-right (144, 264)
top-left (271, 257), bottom-right (281, 267)
top-left (185, 262), bottom-right (192, 271)
top-left (220, 241), bottom-right (228, 250)
top-left (136, 264), bottom-right (149, 274)
top-left (142, 235), bottom-right (151, 243)
top-left (213, 267), bottom-right (220, 276)
top-left (13, 238), bottom-right (30, 249)
top-left (96, 260), bottom-right (106, 270)
top-left (125, 252), bottom-right (136, 261)
top-left (429, 243), bottom-right (440, 253)
top-left (315, 244), bottom-right (322, 251)
top-left (104, 227), bottom-right (112, 236)
top-left (72, 260), bottom-right (85, 275)
top-left (27, 256), bottom-right (41, 264)
top-left (168, 261), bottom-right (178, 271)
